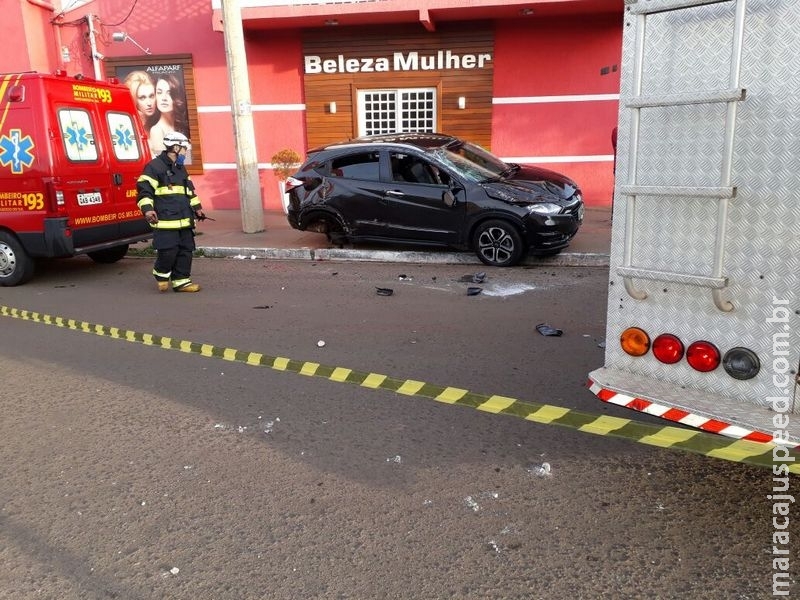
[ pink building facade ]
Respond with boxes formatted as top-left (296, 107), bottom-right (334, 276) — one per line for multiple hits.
top-left (4, 0), bottom-right (623, 210)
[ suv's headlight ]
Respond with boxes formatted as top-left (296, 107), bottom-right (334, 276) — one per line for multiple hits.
top-left (527, 203), bottom-right (562, 215)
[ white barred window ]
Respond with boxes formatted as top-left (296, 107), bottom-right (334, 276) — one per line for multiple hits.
top-left (357, 88), bottom-right (436, 136)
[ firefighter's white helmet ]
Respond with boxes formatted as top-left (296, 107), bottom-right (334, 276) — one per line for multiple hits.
top-left (163, 131), bottom-right (190, 150)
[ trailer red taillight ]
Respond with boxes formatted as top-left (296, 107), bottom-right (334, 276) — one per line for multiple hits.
top-left (686, 341), bottom-right (720, 372)
top-left (722, 347), bottom-right (760, 380)
top-left (652, 334), bottom-right (684, 364)
top-left (620, 327), bottom-right (650, 357)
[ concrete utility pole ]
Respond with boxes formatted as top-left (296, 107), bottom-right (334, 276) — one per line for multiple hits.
top-left (86, 14), bottom-right (103, 80)
top-left (220, 0), bottom-right (264, 233)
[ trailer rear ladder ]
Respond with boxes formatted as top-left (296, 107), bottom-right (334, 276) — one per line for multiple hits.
top-left (618, 0), bottom-right (747, 312)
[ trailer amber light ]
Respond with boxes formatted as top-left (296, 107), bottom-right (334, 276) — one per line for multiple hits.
top-left (652, 334), bottom-right (684, 364)
top-left (686, 341), bottom-right (720, 372)
top-left (723, 347), bottom-right (760, 380)
top-left (620, 327), bottom-right (650, 357)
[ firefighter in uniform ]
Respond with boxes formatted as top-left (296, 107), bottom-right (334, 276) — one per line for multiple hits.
top-left (136, 131), bottom-right (205, 292)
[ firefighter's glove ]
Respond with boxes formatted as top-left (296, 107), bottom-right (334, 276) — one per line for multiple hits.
top-left (195, 209), bottom-right (206, 221)
top-left (144, 211), bottom-right (158, 224)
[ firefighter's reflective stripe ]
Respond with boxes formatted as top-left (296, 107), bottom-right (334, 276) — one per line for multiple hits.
top-left (138, 174), bottom-right (159, 188)
top-left (150, 217), bottom-right (193, 229)
top-left (137, 196), bottom-right (202, 211)
top-left (154, 185), bottom-right (191, 196)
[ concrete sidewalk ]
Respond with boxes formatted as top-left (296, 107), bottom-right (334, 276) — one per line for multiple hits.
top-left (187, 206), bottom-right (612, 267)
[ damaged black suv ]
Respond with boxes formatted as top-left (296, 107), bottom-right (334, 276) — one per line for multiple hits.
top-left (285, 133), bottom-right (584, 267)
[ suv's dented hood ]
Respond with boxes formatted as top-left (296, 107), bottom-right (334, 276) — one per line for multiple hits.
top-left (481, 164), bottom-right (580, 204)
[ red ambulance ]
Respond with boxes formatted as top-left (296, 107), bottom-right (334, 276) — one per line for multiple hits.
top-left (0, 71), bottom-right (152, 285)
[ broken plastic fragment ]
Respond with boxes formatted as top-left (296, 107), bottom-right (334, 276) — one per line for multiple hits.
top-left (376, 287), bottom-right (394, 296)
top-left (528, 462), bottom-right (552, 478)
top-left (536, 323), bottom-right (563, 336)
top-left (467, 287), bottom-right (482, 296)
top-left (472, 272), bottom-right (486, 283)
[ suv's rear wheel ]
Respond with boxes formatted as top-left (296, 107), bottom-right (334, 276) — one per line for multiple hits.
top-left (87, 244), bottom-right (129, 264)
top-left (0, 231), bottom-right (35, 286)
top-left (473, 220), bottom-right (524, 267)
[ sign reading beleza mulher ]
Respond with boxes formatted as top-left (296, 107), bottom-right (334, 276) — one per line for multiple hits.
top-left (304, 50), bottom-right (493, 75)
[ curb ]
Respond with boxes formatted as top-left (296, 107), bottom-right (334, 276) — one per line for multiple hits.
top-left (198, 246), bottom-right (611, 267)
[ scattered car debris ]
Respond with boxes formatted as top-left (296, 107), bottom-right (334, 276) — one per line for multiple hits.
top-left (398, 274), bottom-right (413, 281)
top-left (528, 462), bottom-right (552, 478)
top-left (464, 491), bottom-right (500, 513)
top-left (482, 283), bottom-right (537, 297)
top-left (472, 272), bottom-right (486, 283)
top-left (536, 323), bottom-right (563, 337)
top-left (464, 496), bottom-right (480, 512)
top-left (253, 305), bottom-right (271, 309)
top-left (376, 287), bottom-right (394, 296)
top-left (467, 286), bottom-right (482, 296)
top-left (317, 340), bottom-right (326, 347)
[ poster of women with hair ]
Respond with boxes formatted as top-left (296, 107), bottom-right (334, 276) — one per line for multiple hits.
top-left (116, 63), bottom-right (194, 165)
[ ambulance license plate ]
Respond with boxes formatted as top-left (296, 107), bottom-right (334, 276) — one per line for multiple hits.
top-left (77, 192), bottom-right (103, 206)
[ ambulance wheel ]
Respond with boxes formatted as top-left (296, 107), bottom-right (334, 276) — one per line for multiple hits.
top-left (0, 231), bottom-right (35, 286)
top-left (87, 244), bottom-right (129, 264)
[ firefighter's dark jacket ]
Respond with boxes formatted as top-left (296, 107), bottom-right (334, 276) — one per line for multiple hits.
top-left (136, 152), bottom-right (202, 233)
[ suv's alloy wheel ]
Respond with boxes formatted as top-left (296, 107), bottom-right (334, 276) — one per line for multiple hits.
top-left (473, 220), bottom-right (524, 267)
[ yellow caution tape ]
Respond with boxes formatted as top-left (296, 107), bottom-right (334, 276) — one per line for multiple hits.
top-left (2, 304), bottom-right (797, 473)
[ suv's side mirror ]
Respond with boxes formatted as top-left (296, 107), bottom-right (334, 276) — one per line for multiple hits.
top-left (443, 190), bottom-right (456, 207)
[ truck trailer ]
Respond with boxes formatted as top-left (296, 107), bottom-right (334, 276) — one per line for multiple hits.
top-left (588, 0), bottom-right (799, 447)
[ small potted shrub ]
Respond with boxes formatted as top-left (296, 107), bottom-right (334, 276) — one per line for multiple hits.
top-left (271, 148), bottom-right (302, 214)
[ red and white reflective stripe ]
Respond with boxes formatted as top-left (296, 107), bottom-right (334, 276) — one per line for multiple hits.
top-left (587, 379), bottom-right (799, 448)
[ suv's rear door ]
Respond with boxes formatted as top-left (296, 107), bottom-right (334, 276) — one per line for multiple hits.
top-left (327, 150), bottom-right (389, 238)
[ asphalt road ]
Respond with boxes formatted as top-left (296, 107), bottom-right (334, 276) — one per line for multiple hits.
top-left (0, 255), bottom-right (793, 600)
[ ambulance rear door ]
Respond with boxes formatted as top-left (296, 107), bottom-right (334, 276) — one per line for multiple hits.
top-left (53, 99), bottom-right (124, 250)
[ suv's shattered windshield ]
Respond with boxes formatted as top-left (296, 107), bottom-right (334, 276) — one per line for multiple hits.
top-left (444, 140), bottom-right (508, 174)
top-left (432, 148), bottom-right (498, 183)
